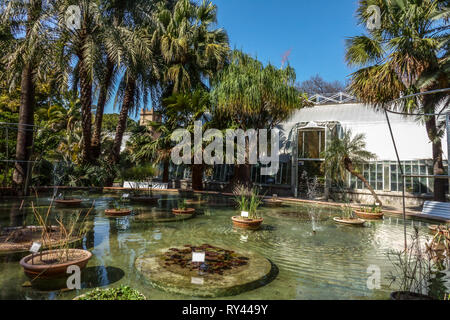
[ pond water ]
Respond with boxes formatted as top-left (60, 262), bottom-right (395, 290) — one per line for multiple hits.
top-left (0, 191), bottom-right (447, 300)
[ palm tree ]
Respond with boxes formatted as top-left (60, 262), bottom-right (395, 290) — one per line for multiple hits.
top-left (132, 121), bottom-right (176, 183)
top-left (345, 0), bottom-right (449, 201)
top-left (1, 0), bottom-right (56, 195)
top-left (91, 0), bottom-right (163, 158)
top-left (150, 0), bottom-right (230, 96)
top-left (55, 0), bottom-right (115, 164)
top-left (161, 90), bottom-right (211, 189)
top-left (211, 50), bottom-right (308, 186)
top-left (322, 129), bottom-right (382, 205)
top-left (108, 25), bottom-right (158, 170)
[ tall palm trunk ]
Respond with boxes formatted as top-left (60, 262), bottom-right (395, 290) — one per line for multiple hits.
top-left (110, 78), bottom-right (135, 165)
top-left (12, 1), bottom-right (41, 196)
top-left (162, 158), bottom-right (169, 183)
top-left (424, 113), bottom-right (446, 202)
top-left (228, 136), bottom-right (252, 190)
top-left (13, 63), bottom-right (35, 195)
top-left (92, 58), bottom-right (114, 158)
top-left (192, 164), bottom-right (204, 191)
top-left (344, 157), bottom-right (383, 206)
top-left (78, 32), bottom-right (93, 164)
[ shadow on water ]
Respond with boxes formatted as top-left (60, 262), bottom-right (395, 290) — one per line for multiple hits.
top-left (28, 266), bottom-right (125, 292)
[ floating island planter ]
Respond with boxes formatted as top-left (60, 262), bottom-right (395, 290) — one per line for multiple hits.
top-left (105, 208), bottom-right (132, 217)
top-left (333, 217), bottom-right (366, 226)
top-left (135, 244), bottom-right (276, 298)
top-left (231, 215), bottom-right (264, 230)
top-left (172, 200), bottom-right (196, 215)
top-left (232, 185), bottom-right (264, 230)
top-left (354, 206), bottom-right (384, 220)
top-left (20, 248), bottom-right (92, 279)
top-left (54, 199), bottom-right (83, 206)
top-left (0, 226), bottom-right (83, 255)
top-left (74, 286), bottom-right (146, 300)
top-left (172, 208), bottom-right (196, 215)
top-left (334, 206), bottom-right (366, 226)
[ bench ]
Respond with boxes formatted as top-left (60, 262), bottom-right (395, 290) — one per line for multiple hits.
top-left (422, 201), bottom-right (450, 220)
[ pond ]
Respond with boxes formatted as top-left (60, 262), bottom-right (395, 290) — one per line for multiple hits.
top-left (0, 191), bottom-right (446, 300)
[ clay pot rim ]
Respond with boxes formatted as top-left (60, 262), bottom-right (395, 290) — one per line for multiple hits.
top-left (231, 216), bottom-right (264, 223)
top-left (20, 249), bottom-right (92, 271)
top-left (105, 209), bottom-right (132, 216)
top-left (355, 210), bottom-right (384, 219)
top-left (172, 208), bottom-right (196, 214)
top-left (333, 217), bottom-right (366, 225)
top-left (355, 210), bottom-right (383, 215)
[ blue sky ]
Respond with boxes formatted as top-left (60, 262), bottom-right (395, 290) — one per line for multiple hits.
top-left (213, 0), bottom-right (364, 83)
top-left (108, 0), bottom-right (365, 118)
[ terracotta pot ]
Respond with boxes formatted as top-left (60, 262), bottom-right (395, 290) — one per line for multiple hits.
top-left (20, 249), bottom-right (92, 279)
top-left (172, 208), bottom-right (195, 215)
top-left (231, 216), bottom-right (263, 230)
top-left (54, 199), bottom-right (83, 206)
top-left (333, 217), bottom-right (366, 226)
top-left (390, 291), bottom-right (434, 300)
top-left (105, 209), bottom-right (132, 217)
top-left (355, 210), bottom-right (384, 220)
top-left (129, 196), bottom-right (159, 204)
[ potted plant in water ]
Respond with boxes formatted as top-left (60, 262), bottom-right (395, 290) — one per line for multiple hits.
top-left (19, 202), bottom-right (92, 279)
top-left (355, 204), bottom-right (384, 220)
top-left (105, 196), bottom-right (132, 217)
top-left (231, 185), bottom-right (264, 230)
top-left (172, 199), bottom-right (196, 215)
top-left (333, 203), bottom-right (365, 226)
top-left (387, 227), bottom-right (448, 300)
top-left (126, 165), bottom-right (159, 204)
top-left (54, 192), bottom-right (83, 206)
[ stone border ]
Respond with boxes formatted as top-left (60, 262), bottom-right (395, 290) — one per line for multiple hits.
top-left (135, 246), bottom-right (277, 298)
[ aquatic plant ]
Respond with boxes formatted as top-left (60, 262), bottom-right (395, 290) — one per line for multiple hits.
top-left (233, 185), bottom-right (263, 219)
top-left (387, 227), bottom-right (449, 300)
top-left (30, 199), bottom-right (92, 264)
top-left (78, 285), bottom-right (145, 300)
top-left (162, 244), bottom-right (249, 276)
top-left (341, 203), bottom-right (355, 219)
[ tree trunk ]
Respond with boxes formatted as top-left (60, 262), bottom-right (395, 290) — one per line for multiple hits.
top-left (192, 164), bottom-right (204, 191)
top-left (12, 1), bottom-right (42, 195)
top-left (345, 158), bottom-right (383, 206)
top-left (92, 58), bottom-right (114, 159)
top-left (12, 63), bottom-right (35, 196)
top-left (424, 113), bottom-right (446, 202)
top-left (162, 159), bottom-right (169, 183)
top-left (110, 78), bottom-right (135, 165)
top-left (78, 32), bottom-right (93, 164)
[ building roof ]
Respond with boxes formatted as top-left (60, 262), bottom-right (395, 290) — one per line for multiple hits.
top-left (281, 103), bottom-right (448, 161)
